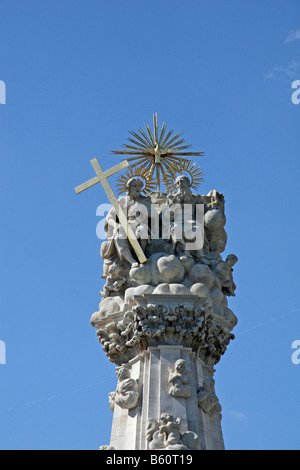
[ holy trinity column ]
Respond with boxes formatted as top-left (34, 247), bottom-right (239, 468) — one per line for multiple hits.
top-left (75, 114), bottom-right (238, 450)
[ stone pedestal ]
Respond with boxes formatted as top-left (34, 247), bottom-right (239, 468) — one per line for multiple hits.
top-left (109, 346), bottom-right (224, 450)
top-left (94, 291), bottom-right (233, 450)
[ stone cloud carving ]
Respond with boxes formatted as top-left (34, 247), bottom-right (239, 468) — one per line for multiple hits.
top-left (91, 183), bottom-right (238, 339)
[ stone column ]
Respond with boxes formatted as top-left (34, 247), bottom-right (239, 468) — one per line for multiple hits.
top-left (95, 293), bottom-right (233, 450)
top-left (108, 346), bottom-right (224, 450)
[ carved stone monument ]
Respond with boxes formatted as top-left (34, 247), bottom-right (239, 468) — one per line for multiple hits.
top-left (75, 114), bottom-right (238, 450)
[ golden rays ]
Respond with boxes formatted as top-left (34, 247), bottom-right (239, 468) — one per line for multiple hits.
top-left (112, 113), bottom-right (204, 193)
top-left (115, 165), bottom-right (157, 196)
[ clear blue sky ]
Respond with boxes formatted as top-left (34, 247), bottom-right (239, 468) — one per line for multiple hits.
top-left (0, 0), bottom-right (299, 450)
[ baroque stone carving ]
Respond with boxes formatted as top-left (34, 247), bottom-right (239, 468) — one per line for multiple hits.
top-left (76, 115), bottom-right (238, 450)
top-left (215, 254), bottom-right (238, 296)
top-left (166, 174), bottom-right (204, 259)
top-left (108, 366), bottom-right (139, 411)
top-left (90, 170), bottom-right (238, 370)
top-left (103, 177), bottom-right (153, 268)
top-left (95, 294), bottom-right (234, 367)
top-left (197, 378), bottom-right (222, 416)
top-left (146, 413), bottom-right (200, 450)
top-left (100, 262), bottom-right (127, 298)
top-left (168, 359), bottom-right (191, 398)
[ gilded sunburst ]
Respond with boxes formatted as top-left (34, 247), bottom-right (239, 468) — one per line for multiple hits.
top-left (111, 113), bottom-right (204, 193)
top-left (162, 159), bottom-right (205, 194)
top-left (115, 166), bottom-right (156, 196)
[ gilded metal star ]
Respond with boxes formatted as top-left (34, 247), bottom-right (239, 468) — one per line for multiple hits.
top-left (111, 113), bottom-right (204, 192)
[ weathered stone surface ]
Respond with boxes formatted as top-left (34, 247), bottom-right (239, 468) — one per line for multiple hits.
top-left (91, 174), bottom-right (237, 451)
top-left (190, 282), bottom-right (210, 297)
top-left (94, 293), bottom-right (234, 367)
top-left (108, 346), bottom-right (225, 450)
top-left (188, 263), bottom-right (215, 288)
top-left (197, 377), bottom-right (222, 417)
top-left (147, 413), bottom-right (200, 450)
top-left (168, 359), bottom-right (191, 398)
top-left (90, 295), bottom-right (124, 327)
top-left (124, 285), bottom-right (154, 307)
top-left (109, 366), bottom-right (139, 411)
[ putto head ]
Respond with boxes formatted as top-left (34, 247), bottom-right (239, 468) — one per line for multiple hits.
top-left (174, 359), bottom-right (186, 372)
top-left (116, 366), bottom-right (130, 380)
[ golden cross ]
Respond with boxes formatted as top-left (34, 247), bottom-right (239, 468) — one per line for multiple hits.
top-left (75, 158), bottom-right (147, 264)
top-left (207, 197), bottom-right (218, 209)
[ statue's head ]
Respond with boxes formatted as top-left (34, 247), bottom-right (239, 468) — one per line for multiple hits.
top-left (108, 263), bottom-right (124, 276)
top-left (116, 367), bottom-right (130, 381)
top-left (226, 254), bottom-right (238, 267)
top-left (160, 413), bottom-right (173, 424)
top-left (126, 177), bottom-right (144, 199)
top-left (203, 377), bottom-right (215, 392)
top-left (174, 359), bottom-right (186, 372)
top-left (174, 175), bottom-right (191, 192)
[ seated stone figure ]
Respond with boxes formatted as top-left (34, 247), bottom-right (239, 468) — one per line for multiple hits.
top-left (165, 175), bottom-right (204, 260)
top-left (103, 177), bottom-right (152, 267)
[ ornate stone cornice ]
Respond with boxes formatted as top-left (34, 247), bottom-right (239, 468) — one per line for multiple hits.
top-left (96, 293), bottom-right (234, 366)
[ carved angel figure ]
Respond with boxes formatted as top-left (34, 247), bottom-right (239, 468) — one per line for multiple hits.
top-left (168, 359), bottom-right (191, 398)
top-left (100, 263), bottom-right (127, 298)
top-left (215, 254), bottom-right (238, 296)
top-left (108, 366), bottom-right (139, 411)
top-left (146, 413), bottom-right (200, 450)
top-left (197, 377), bottom-right (222, 416)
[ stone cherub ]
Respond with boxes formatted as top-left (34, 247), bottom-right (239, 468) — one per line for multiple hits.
top-left (100, 263), bottom-right (127, 298)
top-left (146, 413), bottom-right (200, 450)
top-left (197, 377), bottom-right (222, 416)
top-left (168, 359), bottom-right (191, 398)
top-left (215, 254), bottom-right (238, 296)
top-left (108, 366), bottom-right (139, 411)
